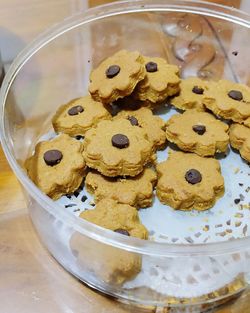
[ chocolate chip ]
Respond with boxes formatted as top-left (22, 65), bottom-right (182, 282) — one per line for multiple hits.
top-left (106, 65), bottom-right (120, 78)
top-left (185, 169), bottom-right (202, 184)
top-left (232, 51), bottom-right (238, 56)
top-left (66, 194), bottom-right (71, 199)
top-left (73, 190), bottom-right (80, 198)
top-left (111, 134), bottom-right (129, 149)
top-left (75, 135), bottom-right (84, 140)
top-left (145, 61), bottom-right (158, 72)
top-left (234, 198), bottom-right (241, 204)
top-left (127, 116), bottom-right (139, 126)
top-left (192, 86), bottom-right (204, 95)
top-left (192, 125), bottom-right (206, 135)
top-left (114, 229), bottom-right (130, 236)
top-left (228, 90), bottom-right (243, 101)
top-left (43, 149), bottom-right (63, 166)
top-left (81, 195), bottom-right (87, 202)
top-left (68, 105), bottom-right (84, 116)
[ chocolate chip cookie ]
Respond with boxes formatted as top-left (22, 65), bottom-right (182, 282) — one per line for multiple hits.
top-left (171, 77), bottom-right (209, 111)
top-left (115, 107), bottom-right (166, 150)
top-left (85, 168), bottom-right (157, 208)
top-left (165, 110), bottom-right (229, 156)
top-left (156, 151), bottom-right (224, 211)
top-left (52, 96), bottom-right (111, 136)
top-left (203, 80), bottom-right (250, 123)
top-left (133, 56), bottom-right (180, 104)
top-left (89, 50), bottom-right (146, 104)
top-left (70, 198), bottom-right (148, 284)
top-left (83, 119), bottom-right (155, 177)
top-left (25, 134), bottom-right (86, 200)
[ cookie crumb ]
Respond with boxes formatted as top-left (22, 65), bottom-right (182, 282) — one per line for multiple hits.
top-left (215, 224), bottom-right (223, 228)
top-left (234, 198), bottom-right (240, 204)
top-left (65, 203), bottom-right (77, 208)
top-left (235, 221), bottom-right (242, 227)
top-left (234, 168), bottom-right (240, 174)
top-left (243, 225), bottom-right (248, 236)
top-left (185, 236), bottom-right (194, 244)
top-left (245, 186), bottom-right (250, 193)
top-left (203, 225), bottom-right (210, 232)
top-left (235, 212), bottom-right (244, 218)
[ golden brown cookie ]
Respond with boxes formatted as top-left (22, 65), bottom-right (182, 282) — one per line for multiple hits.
top-left (171, 77), bottom-right (209, 111)
top-left (80, 198), bottom-right (148, 238)
top-left (133, 56), bottom-right (180, 104)
top-left (203, 80), bottom-right (250, 123)
top-left (85, 168), bottom-right (157, 208)
top-left (115, 107), bottom-right (166, 150)
top-left (88, 50), bottom-right (146, 104)
top-left (25, 134), bottom-right (86, 200)
top-left (229, 123), bottom-right (250, 163)
top-left (70, 199), bottom-right (148, 285)
top-left (83, 119), bottom-right (155, 177)
top-left (156, 151), bottom-right (224, 211)
top-left (165, 110), bottom-right (229, 157)
top-left (52, 96), bottom-right (111, 137)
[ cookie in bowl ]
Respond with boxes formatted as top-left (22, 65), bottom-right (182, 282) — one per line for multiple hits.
top-left (88, 50), bottom-right (146, 104)
top-left (156, 151), bottom-right (224, 211)
top-left (25, 134), bottom-right (86, 200)
top-left (83, 119), bottom-right (155, 177)
top-left (133, 56), bottom-right (180, 104)
top-left (85, 167), bottom-right (157, 208)
top-left (165, 110), bottom-right (229, 157)
top-left (229, 123), bottom-right (250, 163)
top-left (52, 95), bottom-right (111, 137)
top-left (203, 79), bottom-right (250, 123)
top-left (115, 107), bottom-right (166, 150)
top-left (70, 198), bottom-right (148, 285)
top-left (171, 77), bottom-right (209, 111)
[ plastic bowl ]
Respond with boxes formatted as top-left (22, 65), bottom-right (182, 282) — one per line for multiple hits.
top-left (1, 0), bottom-right (250, 311)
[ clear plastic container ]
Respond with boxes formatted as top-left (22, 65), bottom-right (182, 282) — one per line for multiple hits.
top-left (1, 0), bottom-right (250, 311)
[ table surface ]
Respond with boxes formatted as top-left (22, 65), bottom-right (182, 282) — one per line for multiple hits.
top-left (1, 0), bottom-right (250, 312)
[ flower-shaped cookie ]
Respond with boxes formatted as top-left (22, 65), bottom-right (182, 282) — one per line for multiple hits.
top-left (115, 107), bottom-right (166, 150)
top-left (171, 77), bottom-right (209, 111)
top-left (229, 123), bottom-right (250, 163)
top-left (83, 119), bottom-right (155, 177)
top-left (88, 50), bottom-right (146, 104)
top-left (203, 80), bottom-right (250, 123)
top-left (52, 96), bottom-right (111, 137)
top-left (25, 134), bottom-right (86, 200)
top-left (165, 110), bottom-right (229, 156)
top-left (156, 151), bottom-right (224, 211)
top-left (133, 56), bottom-right (180, 104)
top-left (86, 168), bottom-right (157, 208)
top-left (70, 198), bottom-right (147, 284)
top-left (80, 198), bottom-right (148, 238)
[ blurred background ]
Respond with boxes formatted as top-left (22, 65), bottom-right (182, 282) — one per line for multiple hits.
top-left (0, 0), bottom-right (249, 73)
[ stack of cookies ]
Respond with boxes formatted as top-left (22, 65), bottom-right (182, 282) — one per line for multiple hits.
top-left (25, 49), bottom-right (250, 285)
top-left (25, 49), bottom-right (250, 237)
